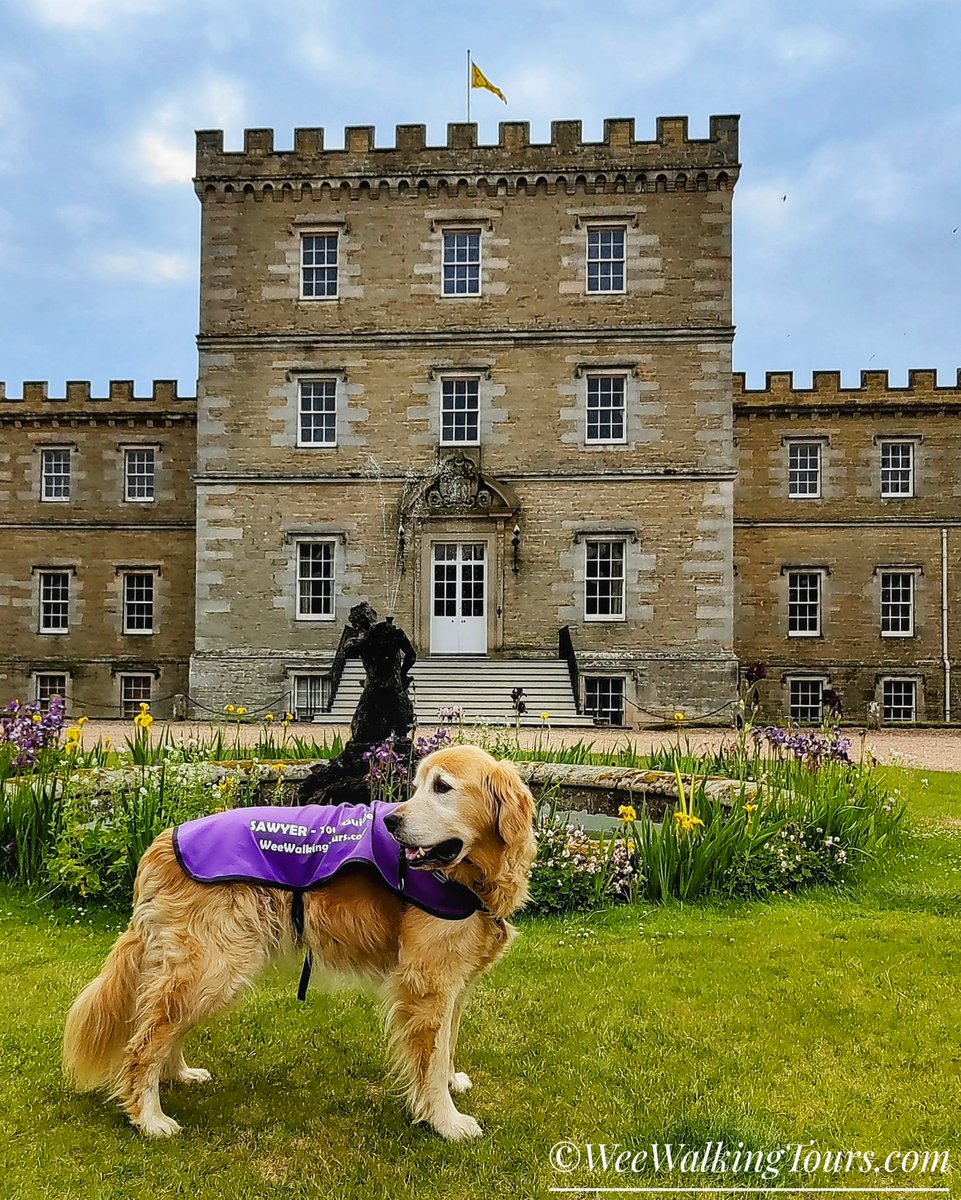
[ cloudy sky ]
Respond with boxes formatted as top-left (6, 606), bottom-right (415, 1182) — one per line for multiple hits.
top-left (0, 0), bottom-right (957, 394)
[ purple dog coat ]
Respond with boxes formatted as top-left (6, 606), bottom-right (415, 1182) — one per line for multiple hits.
top-left (172, 801), bottom-right (482, 921)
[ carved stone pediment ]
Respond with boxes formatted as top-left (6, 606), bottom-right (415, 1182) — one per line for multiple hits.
top-left (409, 455), bottom-right (517, 517)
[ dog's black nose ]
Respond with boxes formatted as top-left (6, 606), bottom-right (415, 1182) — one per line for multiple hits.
top-left (384, 811), bottom-right (403, 835)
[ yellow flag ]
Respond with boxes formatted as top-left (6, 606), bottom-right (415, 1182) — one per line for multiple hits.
top-left (471, 61), bottom-right (507, 104)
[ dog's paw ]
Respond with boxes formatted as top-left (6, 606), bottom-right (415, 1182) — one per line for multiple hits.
top-left (434, 1111), bottom-right (483, 1141)
top-left (449, 1071), bottom-right (473, 1094)
top-left (137, 1113), bottom-right (182, 1139)
top-left (175, 1066), bottom-right (211, 1086)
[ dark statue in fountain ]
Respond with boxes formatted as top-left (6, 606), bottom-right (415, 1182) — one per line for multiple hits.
top-left (299, 602), bottom-right (416, 805)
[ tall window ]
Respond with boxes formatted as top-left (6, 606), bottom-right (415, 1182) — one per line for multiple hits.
top-left (882, 679), bottom-right (917, 723)
top-left (584, 676), bottom-right (625, 725)
top-left (585, 540), bottom-right (626, 620)
top-left (442, 229), bottom-right (481, 296)
top-left (120, 674), bottom-right (153, 719)
top-left (39, 571), bottom-right (70, 633)
top-left (440, 378), bottom-right (480, 445)
top-left (301, 232), bottom-right (338, 299)
top-left (123, 573), bottom-right (155, 634)
top-left (292, 674), bottom-right (329, 720)
top-left (298, 379), bottom-right (338, 447)
top-left (787, 571), bottom-right (821, 636)
top-left (788, 442), bottom-right (821, 498)
top-left (586, 375), bottom-right (627, 443)
top-left (35, 674), bottom-right (67, 708)
top-left (40, 448), bottom-right (71, 502)
top-left (124, 448), bottom-right (156, 502)
top-left (296, 541), bottom-right (335, 619)
top-left (789, 678), bottom-right (824, 723)
top-left (880, 441), bottom-right (914, 498)
top-left (880, 572), bottom-right (914, 637)
top-left (586, 226), bottom-right (626, 293)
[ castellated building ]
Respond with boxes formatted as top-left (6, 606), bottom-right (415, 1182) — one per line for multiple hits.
top-left (2, 115), bottom-right (958, 727)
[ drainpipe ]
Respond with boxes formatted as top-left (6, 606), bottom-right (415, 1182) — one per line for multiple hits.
top-left (942, 527), bottom-right (951, 723)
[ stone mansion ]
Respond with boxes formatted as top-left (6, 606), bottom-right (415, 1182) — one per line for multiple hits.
top-left (2, 115), bottom-right (959, 727)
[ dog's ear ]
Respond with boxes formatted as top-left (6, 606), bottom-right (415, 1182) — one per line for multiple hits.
top-left (484, 760), bottom-right (535, 853)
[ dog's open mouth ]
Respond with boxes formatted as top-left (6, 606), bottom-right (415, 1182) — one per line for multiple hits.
top-left (401, 838), bottom-right (464, 870)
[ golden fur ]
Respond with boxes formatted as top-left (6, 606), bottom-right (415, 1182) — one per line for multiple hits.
top-left (63, 745), bottom-right (536, 1141)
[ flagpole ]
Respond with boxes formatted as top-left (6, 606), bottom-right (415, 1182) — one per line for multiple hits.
top-left (467, 49), bottom-right (471, 122)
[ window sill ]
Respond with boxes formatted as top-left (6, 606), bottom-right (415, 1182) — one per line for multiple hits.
top-left (787, 631), bottom-right (822, 638)
top-left (881, 631), bottom-right (915, 639)
top-left (583, 615), bottom-right (628, 624)
top-left (295, 615), bottom-right (337, 623)
top-left (295, 443), bottom-right (338, 451)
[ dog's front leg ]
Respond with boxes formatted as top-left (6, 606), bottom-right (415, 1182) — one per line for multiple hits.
top-left (447, 986), bottom-right (472, 1095)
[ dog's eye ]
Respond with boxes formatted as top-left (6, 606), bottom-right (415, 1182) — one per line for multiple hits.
top-left (433, 777), bottom-right (452, 794)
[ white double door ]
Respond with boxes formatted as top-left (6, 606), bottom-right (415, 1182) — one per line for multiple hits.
top-left (430, 542), bottom-right (488, 654)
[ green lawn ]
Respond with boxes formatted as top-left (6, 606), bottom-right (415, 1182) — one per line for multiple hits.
top-left (1, 767), bottom-right (958, 1200)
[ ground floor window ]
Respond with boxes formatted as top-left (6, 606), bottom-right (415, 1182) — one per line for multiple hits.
top-left (35, 673), bottom-right (68, 708)
top-left (882, 678), bottom-right (917, 723)
top-left (120, 674), bottom-right (153, 718)
top-left (789, 677), bottom-right (824, 723)
top-left (584, 676), bottom-right (625, 725)
top-left (292, 674), bottom-right (329, 721)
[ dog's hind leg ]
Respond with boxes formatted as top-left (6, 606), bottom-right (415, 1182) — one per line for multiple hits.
top-left (162, 1035), bottom-right (211, 1086)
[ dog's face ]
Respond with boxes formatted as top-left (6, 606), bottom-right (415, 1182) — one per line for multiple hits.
top-left (385, 745), bottom-right (534, 873)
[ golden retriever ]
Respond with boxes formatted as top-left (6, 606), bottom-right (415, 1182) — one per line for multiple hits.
top-left (63, 745), bottom-right (536, 1141)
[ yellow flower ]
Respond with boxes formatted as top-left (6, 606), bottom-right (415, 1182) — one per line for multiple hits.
top-left (104, 736), bottom-right (111, 746)
top-left (65, 725), bottom-right (82, 744)
top-left (236, 706), bottom-right (248, 716)
top-left (139, 702), bottom-right (150, 713)
top-left (276, 762), bottom-right (286, 774)
top-left (65, 741), bottom-right (78, 754)
top-left (541, 711), bottom-right (550, 721)
top-left (265, 713), bottom-right (275, 723)
top-left (32, 713), bottom-right (43, 723)
top-left (220, 776), bottom-right (233, 792)
top-left (673, 811), bottom-right (705, 833)
top-left (134, 712), bottom-right (154, 730)
top-left (618, 804), bottom-right (637, 823)
top-left (285, 712), bottom-right (294, 722)
top-left (674, 711), bottom-right (686, 722)
top-left (77, 716), bottom-right (88, 727)
top-left (744, 802), bottom-right (757, 815)
top-left (224, 703), bottom-right (236, 714)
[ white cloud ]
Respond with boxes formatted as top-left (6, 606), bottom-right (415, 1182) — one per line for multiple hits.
top-left (134, 72), bottom-right (246, 186)
top-left (26, 0), bottom-right (165, 29)
top-left (97, 247), bottom-right (192, 282)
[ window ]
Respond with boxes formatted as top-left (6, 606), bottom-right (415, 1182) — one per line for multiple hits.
top-left (35, 674), bottom-right (67, 708)
top-left (584, 676), bottom-right (625, 725)
top-left (124, 448), bottom-right (156, 502)
top-left (40, 448), bottom-right (71, 502)
top-left (585, 540), bottom-right (626, 620)
top-left (292, 674), bottom-right (330, 720)
top-left (586, 375), bottom-right (627, 443)
top-left (789, 678), bottom-right (824, 723)
top-left (881, 572), bottom-right (914, 637)
top-left (787, 571), bottom-right (821, 636)
top-left (440, 378), bottom-right (480, 445)
top-left (39, 571), bottom-right (70, 633)
top-left (882, 678), bottom-right (917, 723)
top-left (788, 442), bottom-right (821, 498)
top-left (120, 674), bottom-right (153, 719)
top-left (442, 229), bottom-right (481, 296)
top-left (301, 232), bottom-right (338, 299)
top-left (296, 541), bottom-right (335, 619)
top-left (298, 379), bottom-right (338, 447)
top-left (880, 441), bottom-right (914, 498)
top-left (586, 226), bottom-right (626, 293)
top-left (123, 572), bottom-right (155, 634)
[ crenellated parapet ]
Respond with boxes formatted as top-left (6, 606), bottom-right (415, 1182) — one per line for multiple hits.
top-left (734, 369), bottom-right (961, 413)
top-left (194, 115), bottom-right (739, 199)
top-left (0, 380), bottom-right (196, 422)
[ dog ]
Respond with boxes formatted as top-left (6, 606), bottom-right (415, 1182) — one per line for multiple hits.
top-left (63, 745), bottom-right (536, 1141)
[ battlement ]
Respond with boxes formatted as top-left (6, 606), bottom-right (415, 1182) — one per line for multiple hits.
top-left (0, 380), bottom-right (196, 412)
top-left (734, 369), bottom-right (961, 408)
top-left (195, 115), bottom-right (739, 196)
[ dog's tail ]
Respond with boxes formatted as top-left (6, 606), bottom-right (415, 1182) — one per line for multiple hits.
top-left (63, 922), bottom-right (144, 1090)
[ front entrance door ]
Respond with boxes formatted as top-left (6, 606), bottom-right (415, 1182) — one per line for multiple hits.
top-left (430, 542), bottom-right (487, 654)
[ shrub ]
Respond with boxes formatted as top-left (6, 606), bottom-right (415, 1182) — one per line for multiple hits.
top-left (526, 800), bottom-right (640, 915)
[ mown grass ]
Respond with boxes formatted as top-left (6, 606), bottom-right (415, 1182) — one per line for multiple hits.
top-left (0, 766), bottom-right (957, 1200)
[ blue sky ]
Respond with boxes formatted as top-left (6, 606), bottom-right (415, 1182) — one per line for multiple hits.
top-left (0, 0), bottom-right (957, 394)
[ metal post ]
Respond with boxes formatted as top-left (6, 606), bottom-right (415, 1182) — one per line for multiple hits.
top-left (467, 49), bottom-right (471, 122)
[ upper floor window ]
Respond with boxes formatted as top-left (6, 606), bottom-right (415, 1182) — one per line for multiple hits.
top-left (40, 447), bottom-right (71, 502)
top-left (880, 441), bottom-right (914, 498)
top-left (35, 673), bottom-right (68, 709)
top-left (124, 448), bottom-right (156, 502)
top-left (585, 540), bottom-right (626, 621)
top-left (442, 229), bottom-right (481, 296)
top-left (789, 677), bottom-right (824, 722)
top-left (788, 442), bottom-right (821, 498)
top-left (787, 570), bottom-right (821, 637)
top-left (586, 375), bottom-right (627, 444)
top-left (880, 571), bottom-right (914, 637)
top-left (296, 540), bottom-right (335, 620)
top-left (123, 572), bottom-right (155, 634)
top-left (882, 678), bottom-right (916, 723)
top-left (120, 674), bottom-right (153, 719)
top-left (301, 232), bottom-right (339, 299)
top-left (298, 379), bottom-right (338, 447)
top-left (39, 570), bottom-right (70, 633)
top-left (586, 226), bottom-right (626, 293)
top-left (440, 378), bottom-right (480, 446)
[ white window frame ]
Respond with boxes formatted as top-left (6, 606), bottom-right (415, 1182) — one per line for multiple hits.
top-left (295, 539), bottom-right (336, 622)
top-left (123, 446), bottom-right (157, 503)
top-left (583, 675), bottom-right (626, 725)
top-left (38, 570), bottom-right (70, 634)
top-left (585, 372), bottom-right (628, 445)
top-left (881, 677), bottom-right (917, 723)
top-left (787, 570), bottom-right (822, 638)
top-left (300, 230), bottom-right (339, 300)
top-left (787, 441), bottom-right (822, 499)
top-left (297, 378), bottom-right (339, 448)
top-left (880, 440), bottom-right (915, 499)
top-left (292, 673), bottom-right (330, 720)
top-left (122, 571), bottom-right (156, 635)
top-left (40, 446), bottom-right (72, 503)
top-left (119, 673), bottom-right (153, 719)
top-left (34, 672), bottom-right (69, 709)
top-left (880, 571), bottom-right (915, 638)
top-left (441, 228), bottom-right (482, 297)
top-left (584, 539), bottom-right (627, 622)
top-left (585, 224), bottom-right (627, 295)
top-left (787, 676), bottom-right (826, 723)
top-left (439, 375), bottom-right (481, 447)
